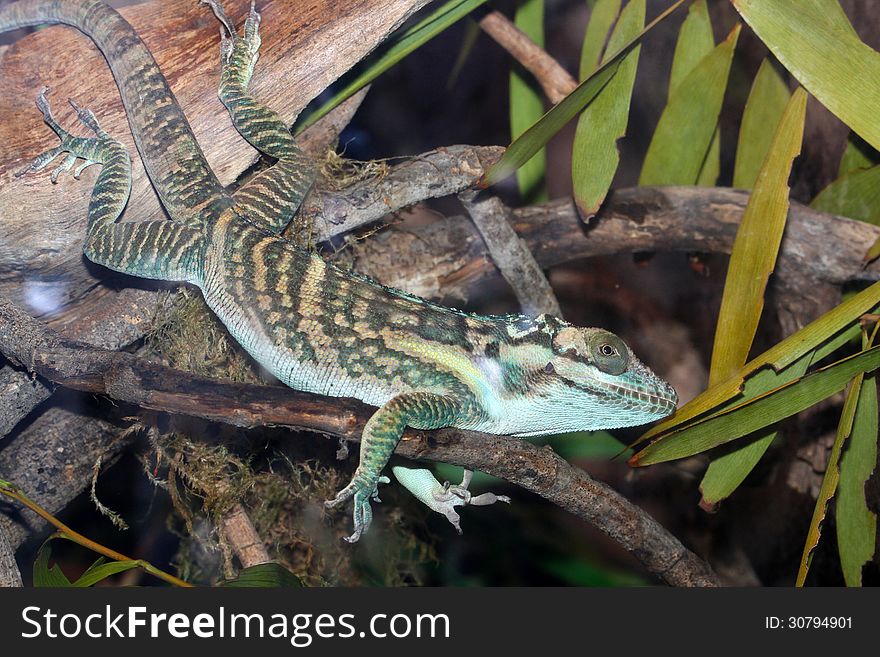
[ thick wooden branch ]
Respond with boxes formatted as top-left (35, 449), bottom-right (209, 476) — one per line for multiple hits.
top-left (0, 295), bottom-right (718, 586)
top-left (0, 523), bottom-right (21, 587)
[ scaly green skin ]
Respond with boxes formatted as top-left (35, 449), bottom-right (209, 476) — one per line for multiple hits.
top-left (3, 0), bottom-right (678, 542)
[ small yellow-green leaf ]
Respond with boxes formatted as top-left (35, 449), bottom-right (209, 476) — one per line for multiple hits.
top-left (222, 563), bottom-right (304, 588)
top-left (733, 59), bottom-right (791, 189)
top-left (732, 0), bottom-right (880, 153)
top-left (836, 372), bottom-right (878, 586)
top-left (510, 0), bottom-right (547, 202)
top-left (639, 25), bottom-right (740, 186)
top-left (631, 346), bottom-right (880, 466)
top-left (580, 0), bottom-right (622, 76)
top-left (297, 0), bottom-right (489, 131)
top-left (33, 541), bottom-right (72, 587)
top-left (811, 165), bottom-right (880, 226)
top-left (572, 0), bottom-right (644, 217)
top-left (796, 368), bottom-right (866, 586)
top-left (668, 0), bottom-right (714, 95)
top-left (709, 88), bottom-right (807, 386)
top-left (638, 282), bottom-right (880, 444)
top-left (73, 559), bottom-right (142, 588)
top-left (482, 0), bottom-right (687, 187)
top-left (838, 133), bottom-right (880, 177)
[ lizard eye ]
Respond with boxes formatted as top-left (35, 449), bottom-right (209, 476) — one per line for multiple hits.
top-left (588, 331), bottom-right (629, 375)
top-left (543, 362), bottom-right (555, 375)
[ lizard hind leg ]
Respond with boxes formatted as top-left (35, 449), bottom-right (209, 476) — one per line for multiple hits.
top-left (201, 0), bottom-right (315, 236)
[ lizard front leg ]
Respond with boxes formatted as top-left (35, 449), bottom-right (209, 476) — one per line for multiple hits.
top-left (325, 393), bottom-right (464, 543)
top-left (201, 0), bottom-right (315, 235)
top-left (18, 88), bottom-right (204, 284)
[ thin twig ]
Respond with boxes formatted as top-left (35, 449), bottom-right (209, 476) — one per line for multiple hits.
top-left (0, 478), bottom-right (191, 587)
top-left (479, 10), bottom-right (577, 104)
top-left (459, 189), bottom-right (562, 317)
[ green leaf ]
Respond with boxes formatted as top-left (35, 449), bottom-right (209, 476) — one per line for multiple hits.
top-left (836, 372), bottom-right (878, 586)
top-left (796, 364), bottom-right (868, 586)
top-left (446, 19), bottom-right (481, 89)
top-left (838, 133), bottom-right (880, 177)
top-left (482, 0), bottom-right (687, 187)
top-left (639, 25), bottom-right (740, 186)
top-left (733, 59), bottom-right (791, 189)
top-left (579, 0), bottom-right (622, 76)
top-left (510, 0), bottom-right (547, 202)
top-left (33, 541), bottom-right (73, 587)
top-left (541, 557), bottom-right (647, 586)
top-left (810, 165), bottom-right (880, 226)
top-left (709, 88), bottom-right (807, 386)
top-left (632, 346), bottom-right (880, 466)
top-left (221, 563), bottom-right (304, 588)
top-left (571, 0), bottom-right (644, 217)
top-left (668, 0), bottom-right (714, 95)
top-left (638, 282), bottom-right (880, 444)
top-left (547, 430), bottom-right (630, 460)
top-left (732, 0), bottom-right (880, 153)
top-left (297, 0), bottom-right (489, 131)
top-left (72, 558), bottom-right (142, 588)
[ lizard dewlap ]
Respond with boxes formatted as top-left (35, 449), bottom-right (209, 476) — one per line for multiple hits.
top-left (2, 0), bottom-right (677, 542)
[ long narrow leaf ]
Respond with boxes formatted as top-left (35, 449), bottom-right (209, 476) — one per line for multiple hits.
top-left (73, 559), bottom-right (142, 588)
top-left (482, 0), bottom-right (687, 186)
top-left (733, 59), bottom-right (791, 189)
top-left (572, 0), bottom-right (644, 217)
top-left (639, 25), bottom-right (739, 186)
top-left (579, 0), bottom-right (622, 76)
top-left (297, 0), bottom-right (489, 130)
top-left (638, 281), bottom-right (880, 444)
top-left (732, 0), bottom-right (880, 152)
top-left (510, 0), bottom-right (547, 202)
top-left (810, 165), bottom-right (880, 225)
top-left (836, 372), bottom-right (878, 586)
top-left (796, 369), bottom-right (866, 586)
top-left (33, 541), bottom-right (72, 587)
top-left (838, 133), bottom-right (880, 177)
top-left (631, 346), bottom-right (880, 465)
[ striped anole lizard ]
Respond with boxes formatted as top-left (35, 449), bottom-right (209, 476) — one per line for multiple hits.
top-left (1, 0), bottom-right (677, 542)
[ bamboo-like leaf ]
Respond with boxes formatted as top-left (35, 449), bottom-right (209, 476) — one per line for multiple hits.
top-left (836, 371), bottom-right (878, 586)
top-left (579, 0), bottom-right (622, 76)
top-left (631, 346), bottom-right (880, 466)
top-left (838, 133), bottom-right (880, 177)
top-left (33, 541), bottom-right (72, 587)
top-left (732, 0), bottom-right (880, 152)
top-left (638, 281), bottom-right (880, 444)
top-left (222, 563), bottom-right (304, 588)
top-left (481, 0), bottom-right (687, 186)
top-left (73, 558), bottom-right (142, 588)
top-left (446, 18), bottom-right (481, 89)
top-left (709, 88), bottom-right (807, 387)
top-left (811, 165), bottom-right (880, 225)
top-left (796, 367), bottom-right (866, 586)
top-left (639, 25), bottom-right (740, 186)
top-left (668, 0), bottom-right (714, 95)
top-left (733, 59), bottom-right (791, 189)
top-left (297, 0), bottom-right (489, 131)
top-left (510, 0), bottom-right (547, 202)
top-left (571, 0), bottom-right (644, 217)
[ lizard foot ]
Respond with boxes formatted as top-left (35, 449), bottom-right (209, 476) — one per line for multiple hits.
top-left (324, 472), bottom-right (390, 543)
top-left (392, 466), bottom-right (511, 535)
top-left (16, 87), bottom-right (119, 183)
top-left (201, 0), bottom-right (261, 74)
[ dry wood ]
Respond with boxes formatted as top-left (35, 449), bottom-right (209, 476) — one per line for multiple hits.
top-left (478, 10), bottom-right (577, 104)
top-left (0, 523), bottom-right (21, 587)
top-left (0, 294), bottom-right (719, 586)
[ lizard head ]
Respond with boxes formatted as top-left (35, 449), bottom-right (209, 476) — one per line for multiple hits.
top-left (484, 315), bottom-right (678, 436)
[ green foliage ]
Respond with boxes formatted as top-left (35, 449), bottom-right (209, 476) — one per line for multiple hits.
top-left (579, 0), bottom-right (621, 75)
top-left (297, 0), bottom-right (489, 131)
top-left (572, 0), bottom-right (644, 218)
top-left (639, 24), bottom-right (739, 186)
top-left (510, 0), bottom-right (547, 202)
top-left (221, 563), bottom-right (304, 588)
top-left (33, 540), bottom-right (141, 588)
top-left (733, 59), bottom-right (791, 189)
top-left (732, 0), bottom-right (880, 152)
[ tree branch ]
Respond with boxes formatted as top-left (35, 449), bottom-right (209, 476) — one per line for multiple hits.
top-left (0, 295), bottom-right (718, 586)
top-left (0, 523), bottom-right (21, 587)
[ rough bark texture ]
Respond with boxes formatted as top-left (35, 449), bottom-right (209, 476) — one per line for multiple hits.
top-left (0, 522), bottom-right (21, 587)
top-left (0, 0), bottom-right (429, 326)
